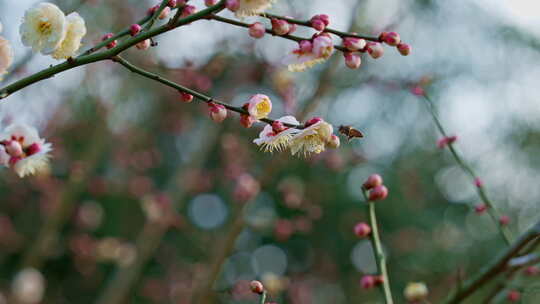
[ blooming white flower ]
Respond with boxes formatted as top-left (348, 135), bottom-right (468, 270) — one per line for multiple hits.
top-left (289, 118), bottom-right (334, 156)
top-left (1, 124), bottom-right (52, 177)
top-left (236, 0), bottom-right (276, 17)
top-left (246, 94), bottom-right (272, 120)
top-left (0, 36), bottom-right (14, 81)
top-left (52, 12), bottom-right (86, 59)
top-left (253, 116), bottom-right (300, 152)
top-left (283, 35), bottom-right (334, 72)
top-left (20, 2), bottom-right (67, 55)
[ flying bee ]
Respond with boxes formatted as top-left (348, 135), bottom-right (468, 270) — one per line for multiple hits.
top-left (338, 125), bottom-right (364, 141)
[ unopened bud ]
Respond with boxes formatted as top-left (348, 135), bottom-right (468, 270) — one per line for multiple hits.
top-left (130, 24), bottom-right (141, 36)
top-left (299, 40), bottom-right (313, 53)
top-left (26, 143), bottom-right (41, 156)
top-left (474, 177), bottom-right (483, 188)
top-left (404, 282), bottom-right (428, 302)
top-left (384, 32), bottom-right (401, 46)
top-left (225, 0), bottom-right (240, 12)
top-left (159, 6), bottom-right (171, 19)
top-left (271, 19), bottom-right (290, 36)
top-left (136, 39), bottom-right (151, 50)
top-left (250, 280), bottom-right (264, 294)
top-left (249, 22), bottom-right (266, 39)
top-left (343, 37), bottom-right (366, 51)
top-left (327, 134), bottom-right (340, 148)
top-left (363, 174), bottom-right (383, 190)
top-left (180, 92), bottom-right (193, 103)
top-left (344, 52), bottom-right (361, 69)
top-left (369, 185), bottom-right (388, 201)
top-left (366, 42), bottom-right (384, 59)
top-left (205, 0), bottom-right (218, 6)
top-left (360, 275), bottom-right (376, 289)
top-left (167, 0), bottom-right (177, 8)
top-left (354, 222), bottom-right (371, 238)
top-left (397, 43), bottom-right (411, 56)
top-left (181, 5), bottom-right (196, 18)
top-left (5, 141), bottom-right (23, 157)
top-left (208, 103), bottom-right (227, 123)
top-left (499, 215), bottom-right (510, 226)
top-left (474, 204), bottom-right (487, 214)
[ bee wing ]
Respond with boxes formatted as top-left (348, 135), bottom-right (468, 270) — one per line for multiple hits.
top-left (349, 129), bottom-right (364, 138)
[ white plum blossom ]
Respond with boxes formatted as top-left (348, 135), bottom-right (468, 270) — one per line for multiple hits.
top-left (52, 12), bottom-right (86, 59)
top-left (20, 2), bottom-right (67, 55)
top-left (0, 36), bottom-right (13, 81)
top-left (253, 116), bottom-right (300, 152)
top-left (283, 34), bottom-right (334, 72)
top-left (0, 124), bottom-right (52, 177)
top-left (236, 0), bottom-right (276, 17)
top-left (289, 117), bottom-right (334, 156)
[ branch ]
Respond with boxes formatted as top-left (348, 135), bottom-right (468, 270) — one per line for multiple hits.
top-left (112, 56), bottom-right (305, 129)
top-left (420, 93), bottom-right (513, 245)
top-left (443, 220), bottom-right (540, 304)
top-left (209, 15), bottom-right (351, 53)
top-left (0, 1), bottom-right (226, 100)
top-left (362, 190), bottom-right (394, 304)
top-left (261, 12), bottom-right (380, 42)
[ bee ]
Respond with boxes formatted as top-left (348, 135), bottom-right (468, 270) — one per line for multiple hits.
top-left (338, 125), bottom-right (364, 141)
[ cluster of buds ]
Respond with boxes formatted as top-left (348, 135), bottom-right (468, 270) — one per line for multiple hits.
top-left (360, 274), bottom-right (384, 289)
top-left (310, 14), bottom-right (330, 32)
top-left (101, 33), bottom-right (117, 49)
top-left (379, 31), bottom-right (411, 56)
top-left (362, 174), bottom-right (388, 201)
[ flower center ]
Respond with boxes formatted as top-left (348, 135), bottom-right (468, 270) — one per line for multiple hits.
top-left (38, 21), bottom-right (52, 35)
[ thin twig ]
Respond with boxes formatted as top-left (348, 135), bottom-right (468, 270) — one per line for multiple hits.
top-left (361, 190), bottom-right (394, 304)
top-left (420, 93), bottom-right (513, 245)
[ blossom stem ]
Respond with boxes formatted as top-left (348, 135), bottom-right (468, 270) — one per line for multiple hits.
top-left (259, 291), bottom-right (267, 304)
top-left (0, 1), bottom-right (226, 100)
top-left (442, 220), bottom-right (540, 304)
top-left (209, 15), bottom-right (351, 53)
top-left (143, 0), bottom-right (170, 32)
top-left (112, 55), bottom-right (304, 129)
top-left (420, 93), bottom-right (513, 245)
top-left (260, 13), bottom-right (380, 42)
top-left (362, 189), bottom-right (394, 304)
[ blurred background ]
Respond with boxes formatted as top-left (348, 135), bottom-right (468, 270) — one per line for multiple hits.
top-left (0, 0), bottom-right (539, 303)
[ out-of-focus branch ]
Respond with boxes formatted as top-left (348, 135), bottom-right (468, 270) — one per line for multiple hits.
top-left (362, 190), bottom-right (394, 304)
top-left (443, 220), bottom-right (540, 304)
top-left (420, 93), bottom-right (513, 245)
top-left (112, 55), bottom-right (305, 129)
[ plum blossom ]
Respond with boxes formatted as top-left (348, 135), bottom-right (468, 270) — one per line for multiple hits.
top-left (253, 116), bottom-right (300, 152)
top-left (289, 117), bottom-right (334, 156)
top-left (20, 2), bottom-right (67, 54)
top-left (246, 94), bottom-right (272, 120)
top-left (230, 0), bottom-right (276, 17)
top-left (283, 34), bottom-right (334, 72)
top-left (52, 12), bottom-right (87, 59)
top-left (0, 124), bottom-right (52, 177)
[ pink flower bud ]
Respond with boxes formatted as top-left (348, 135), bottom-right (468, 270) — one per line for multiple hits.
top-left (249, 22), bottom-right (266, 39)
top-left (343, 37), bottom-right (366, 51)
top-left (240, 114), bottom-right (255, 128)
top-left (499, 215), bottom-right (510, 226)
top-left (474, 177), bottom-right (483, 188)
top-left (310, 18), bottom-right (326, 31)
top-left (208, 103), bottom-right (227, 123)
top-left (354, 222), bottom-right (371, 238)
top-left (366, 42), bottom-right (384, 59)
top-left (397, 43), bottom-right (411, 56)
top-left (250, 280), bottom-right (264, 294)
top-left (525, 266), bottom-right (539, 276)
top-left (205, 0), bottom-right (218, 6)
top-left (271, 19), bottom-right (290, 36)
top-left (299, 40), bottom-right (313, 53)
top-left (167, 0), bottom-right (178, 8)
top-left (305, 117), bottom-right (323, 127)
top-left (148, 5), bottom-right (159, 15)
top-left (411, 86), bottom-right (425, 96)
top-left (369, 185), bottom-right (388, 201)
top-left (159, 6), bottom-right (171, 19)
top-left (507, 290), bottom-right (520, 302)
top-left (180, 92), bottom-right (193, 103)
top-left (181, 5), bottom-right (196, 18)
top-left (360, 275), bottom-right (376, 289)
top-left (102, 33), bottom-right (117, 49)
top-left (318, 14), bottom-right (330, 26)
top-left (272, 121), bottom-right (286, 133)
top-left (5, 140), bottom-right (23, 157)
top-left (26, 143), bottom-right (41, 156)
top-left (384, 32), bottom-right (401, 46)
top-left (136, 39), bottom-right (151, 50)
top-left (130, 24), bottom-right (141, 36)
top-left (344, 52), bottom-right (361, 69)
top-left (373, 275), bottom-right (385, 286)
top-left (327, 134), bottom-right (340, 149)
top-left (437, 135), bottom-right (457, 149)
top-left (225, 0), bottom-right (240, 12)
top-left (474, 204), bottom-right (487, 214)
top-left (363, 174), bottom-right (383, 190)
